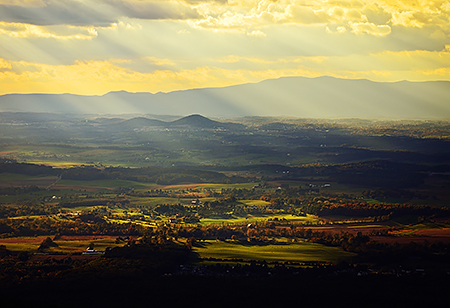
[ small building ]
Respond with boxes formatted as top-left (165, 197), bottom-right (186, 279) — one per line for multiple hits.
top-left (82, 248), bottom-right (105, 255)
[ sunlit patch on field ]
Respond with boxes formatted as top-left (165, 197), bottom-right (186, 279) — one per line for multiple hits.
top-left (194, 240), bottom-right (355, 263)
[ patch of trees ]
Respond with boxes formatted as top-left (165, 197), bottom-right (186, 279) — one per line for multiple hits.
top-left (105, 236), bottom-right (191, 272)
top-left (59, 198), bottom-right (129, 208)
top-left (300, 200), bottom-right (450, 218)
top-left (0, 204), bottom-right (59, 218)
top-left (218, 160), bottom-right (435, 189)
top-left (61, 165), bottom-right (241, 184)
top-left (154, 204), bottom-right (187, 216)
top-left (362, 188), bottom-right (419, 200)
top-left (351, 240), bottom-right (450, 264)
top-left (293, 160), bottom-right (428, 188)
top-left (0, 217), bottom-right (146, 237)
top-left (0, 186), bottom-right (42, 196)
top-left (0, 162), bottom-right (56, 176)
top-left (38, 237), bottom-right (58, 250)
top-left (0, 162), bottom-right (246, 185)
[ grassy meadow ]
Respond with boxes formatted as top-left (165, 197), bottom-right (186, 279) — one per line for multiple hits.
top-left (194, 239), bottom-right (355, 263)
top-left (199, 213), bottom-right (318, 226)
top-left (0, 236), bottom-right (122, 253)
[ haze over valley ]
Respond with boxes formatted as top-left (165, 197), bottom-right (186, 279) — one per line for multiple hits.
top-left (1, 76), bottom-right (450, 119)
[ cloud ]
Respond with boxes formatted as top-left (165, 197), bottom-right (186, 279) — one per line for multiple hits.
top-left (286, 5), bottom-right (331, 24)
top-left (182, 0), bottom-right (228, 3)
top-left (4, 0), bottom-right (446, 38)
top-left (247, 30), bottom-right (266, 37)
top-left (103, 0), bottom-right (200, 20)
top-left (0, 0), bottom-right (201, 26)
top-left (0, 57), bottom-right (12, 69)
top-left (187, 1), bottom-right (397, 37)
top-left (0, 0), bottom-right (113, 26)
top-left (336, 26), bottom-right (347, 33)
top-left (0, 21), bottom-right (98, 39)
top-left (0, 0), bottom-right (44, 6)
top-left (375, 0), bottom-right (450, 31)
top-left (110, 56), bottom-right (176, 73)
top-left (349, 21), bottom-right (391, 36)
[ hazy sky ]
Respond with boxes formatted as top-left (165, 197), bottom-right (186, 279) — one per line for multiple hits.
top-left (0, 0), bottom-right (449, 95)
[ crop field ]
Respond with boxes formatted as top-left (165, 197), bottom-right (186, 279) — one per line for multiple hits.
top-left (194, 240), bottom-right (355, 263)
top-left (200, 214), bottom-right (318, 225)
top-left (240, 200), bottom-right (271, 207)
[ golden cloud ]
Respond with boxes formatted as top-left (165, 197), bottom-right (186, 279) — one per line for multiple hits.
top-left (0, 22), bottom-right (98, 39)
top-left (185, 0), bottom-right (403, 37)
top-left (349, 21), bottom-right (391, 36)
top-left (247, 30), bottom-right (266, 36)
top-left (0, 58), bottom-right (12, 69)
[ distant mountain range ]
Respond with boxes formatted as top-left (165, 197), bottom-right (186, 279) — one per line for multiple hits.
top-left (1, 76), bottom-right (449, 119)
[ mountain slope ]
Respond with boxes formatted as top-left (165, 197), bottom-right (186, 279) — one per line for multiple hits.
top-left (117, 117), bottom-right (168, 129)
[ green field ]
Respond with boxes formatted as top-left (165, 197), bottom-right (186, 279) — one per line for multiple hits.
top-left (0, 236), bottom-right (123, 253)
top-left (194, 240), bottom-right (355, 263)
top-left (200, 213), bottom-right (318, 225)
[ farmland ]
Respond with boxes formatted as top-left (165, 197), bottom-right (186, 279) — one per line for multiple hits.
top-left (194, 239), bottom-right (355, 263)
top-left (1, 114), bottom-right (450, 306)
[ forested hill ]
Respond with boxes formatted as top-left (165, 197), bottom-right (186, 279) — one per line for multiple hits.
top-left (0, 162), bottom-right (242, 185)
top-left (114, 114), bottom-right (243, 130)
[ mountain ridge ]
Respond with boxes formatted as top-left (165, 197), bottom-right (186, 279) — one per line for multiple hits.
top-left (1, 76), bottom-right (449, 119)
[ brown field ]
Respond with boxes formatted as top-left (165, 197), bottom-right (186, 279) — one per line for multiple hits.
top-left (411, 228), bottom-right (450, 237)
top-left (56, 235), bottom-right (117, 241)
top-left (369, 228), bottom-right (450, 244)
top-left (29, 254), bottom-right (102, 262)
top-left (305, 223), bottom-right (391, 235)
top-left (0, 236), bottom-right (48, 244)
top-left (370, 235), bottom-right (450, 244)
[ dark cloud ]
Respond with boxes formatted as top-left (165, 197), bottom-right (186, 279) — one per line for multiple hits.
top-left (0, 0), bottom-right (113, 26)
top-left (0, 0), bottom-right (201, 26)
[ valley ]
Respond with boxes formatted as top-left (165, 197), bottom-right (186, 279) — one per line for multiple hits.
top-left (1, 112), bottom-right (450, 306)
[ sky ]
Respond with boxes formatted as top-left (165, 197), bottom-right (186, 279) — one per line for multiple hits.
top-left (0, 0), bottom-right (449, 95)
